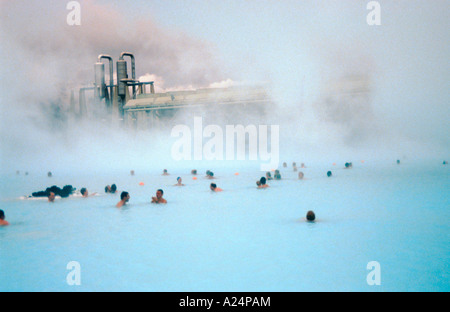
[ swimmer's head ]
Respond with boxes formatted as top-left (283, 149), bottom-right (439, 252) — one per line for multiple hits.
top-left (208, 171), bottom-right (214, 177)
top-left (298, 172), bottom-right (304, 179)
top-left (48, 171), bottom-right (52, 177)
top-left (177, 177), bottom-right (182, 183)
top-left (156, 189), bottom-right (164, 198)
top-left (105, 185), bottom-right (111, 193)
top-left (163, 169), bottom-right (168, 173)
top-left (210, 183), bottom-right (217, 190)
top-left (0, 209), bottom-right (5, 220)
top-left (80, 188), bottom-right (87, 196)
top-left (397, 160), bottom-right (400, 164)
top-left (191, 169), bottom-right (197, 175)
top-left (121, 191), bottom-right (130, 202)
top-left (48, 192), bottom-right (56, 202)
top-left (206, 170), bottom-right (211, 175)
top-left (327, 171), bottom-right (332, 177)
top-left (260, 177), bottom-right (266, 185)
top-left (256, 180), bottom-right (261, 186)
top-left (266, 172), bottom-right (272, 177)
top-left (130, 170), bottom-right (135, 176)
top-left (306, 211), bottom-right (315, 222)
top-left (345, 162), bottom-right (350, 168)
top-left (111, 184), bottom-right (117, 193)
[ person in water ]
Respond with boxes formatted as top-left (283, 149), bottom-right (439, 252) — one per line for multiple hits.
top-left (256, 180), bottom-right (261, 187)
top-left (105, 184), bottom-right (117, 193)
top-left (0, 210), bottom-right (10, 226)
top-left (210, 183), bottom-right (223, 192)
top-left (258, 177), bottom-right (269, 188)
top-left (152, 189), bottom-right (167, 204)
top-left (174, 177), bottom-right (185, 186)
top-left (48, 192), bottom-right (56, 202)
top-left (206, 171), bottom-right (215, 179)
top-left (298, 172), bottom-right (304, 180)
top-left (266, 172), bottom-right (273, 180)
top-left (306, 211), bottom-right (316, 222)
top-left (274, 170), bottom-right (281, 180)
top-left (327, 171), bottom-right (332, 177)
top-left (116, 191), bottom-right (130, 208)
top-left (162, 169), bottom-right (169, 176)
top-left (191, 169), bottom-right (197, 175)
top-left (80, 188), bottom-right (97, 197)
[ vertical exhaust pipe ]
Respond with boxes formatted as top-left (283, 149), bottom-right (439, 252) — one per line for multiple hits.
top-left (119, 52), bottom-right (136, 98)
top-left (97, 54), bottom-right (114, 112)
top-left (119, 52), bottom-right (135, 80)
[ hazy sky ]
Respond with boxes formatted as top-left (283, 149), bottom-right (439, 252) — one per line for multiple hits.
top-left (0, 0), bottom-right (448, 171)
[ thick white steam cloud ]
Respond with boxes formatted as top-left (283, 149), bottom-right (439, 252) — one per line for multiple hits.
top-left (1, 0), bottom-right (448, 175)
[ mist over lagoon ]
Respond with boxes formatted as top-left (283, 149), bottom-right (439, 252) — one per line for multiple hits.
top-left (0, 0), bottom-right (448, 174)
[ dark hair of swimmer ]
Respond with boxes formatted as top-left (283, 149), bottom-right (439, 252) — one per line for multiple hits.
top-left (191, 169), bottom-right (197, 175)
top-left (306, 211), bottom-right (315, 222)
top-left (105, 185), bottom-right (110, 193)
top-left (266, 172), bottom-right (272, 177)
top-left (158, 189), bottom-right (164, 195)
top-left (80, 188), bottom-right (87, 195)
top-left (260, 177), bottom-right (267, 185)
top-left (111, 184), bottom-right (117, 193)
top-left (120, 191), bottom-right (129, 200)
top-left (208, 171), bottom-right (214, 176)
top-left (327, 171), bottom-right (332, 177)
top-left (210, 183), bottom-right (217, 189)
top-left (0, 209), bottom-right (5, 220)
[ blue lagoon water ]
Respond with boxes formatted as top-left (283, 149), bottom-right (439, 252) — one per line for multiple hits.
top-left (0, 161), bottom-right (449, 291)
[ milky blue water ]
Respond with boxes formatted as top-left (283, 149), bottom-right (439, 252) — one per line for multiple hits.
top-left (0, 161), bottom-right (449, 291)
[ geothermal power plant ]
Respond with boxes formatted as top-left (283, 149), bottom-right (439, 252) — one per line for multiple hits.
top-left (73, 52), bottom-right (274, 129)
top-left (71, 52), bottom-right (370, 133)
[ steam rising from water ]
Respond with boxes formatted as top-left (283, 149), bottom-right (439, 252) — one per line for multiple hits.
top-left (1, 0), bottom-right (449, 175)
